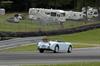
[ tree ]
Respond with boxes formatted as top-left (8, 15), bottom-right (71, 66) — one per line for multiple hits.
top-left (0, 0), bottom-right (99, 12)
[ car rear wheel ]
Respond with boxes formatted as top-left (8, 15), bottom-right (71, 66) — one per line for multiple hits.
top-left (67, 45), bottom-right (72, 53)
top-left (54, 45), bottom-right (59, 53)
top-left (39, 49), bottom-right (44, 53)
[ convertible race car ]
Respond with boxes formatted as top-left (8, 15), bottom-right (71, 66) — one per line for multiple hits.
top-left (37, 40), bottom-right (72, 53)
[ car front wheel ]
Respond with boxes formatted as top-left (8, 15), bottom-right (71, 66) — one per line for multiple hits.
top-left (67, 45), bottom-right (72, 53)
top-left (54, 45), bottom-right (59, 53)
top-left (39, 49), bottom-right (44, 53)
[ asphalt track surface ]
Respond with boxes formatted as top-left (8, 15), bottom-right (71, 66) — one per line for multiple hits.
top-left (0, 47), bottom-right (100, 65)
top-left (0, 37), bottom-right (43, 45)
top-left (0, 37), bottom-right (100, 65)
top-left (0, 37), bottom-right (43, 50)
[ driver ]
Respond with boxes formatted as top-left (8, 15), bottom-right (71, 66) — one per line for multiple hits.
top-left (42, 36), bottom-right (48, 42)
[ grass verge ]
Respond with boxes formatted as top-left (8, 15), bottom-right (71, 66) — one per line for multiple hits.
top-left (48, 28), bottom-right (100, 44)
top-left (21, 62), bottom-right (100, 66)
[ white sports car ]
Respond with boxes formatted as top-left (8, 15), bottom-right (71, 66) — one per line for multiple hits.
top-left (37, 41), bottom-right (72, 53)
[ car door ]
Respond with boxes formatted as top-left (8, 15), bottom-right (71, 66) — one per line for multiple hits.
top-left (59, 42), bottom-right (67, 51)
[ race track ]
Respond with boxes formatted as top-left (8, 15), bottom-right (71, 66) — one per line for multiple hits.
top-left (0, 37), bottom-right (43, 50)
top-left (0, 47), bottom-right (100, 65)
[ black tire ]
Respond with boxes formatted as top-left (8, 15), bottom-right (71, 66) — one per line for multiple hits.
top-left (39, 49), bottom-right (44, 53)
top-left (53, 45), bottom-right (59, 53)
top-left (67, 45), bottom-right (72, 53)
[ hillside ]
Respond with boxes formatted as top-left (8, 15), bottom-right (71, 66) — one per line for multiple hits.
top-left (48, 28), bottom-right (100, 44)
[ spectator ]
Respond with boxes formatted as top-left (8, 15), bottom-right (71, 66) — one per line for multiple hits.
top-left (17, 14), bottom-right (22, 20)
top-left (14, 14), bottom-right (20, 23)
top-left (7, 13), bottom-right (23, 23)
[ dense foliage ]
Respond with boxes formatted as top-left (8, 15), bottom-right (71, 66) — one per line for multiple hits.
top-left (0, 0), bottom-right (100, 12)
